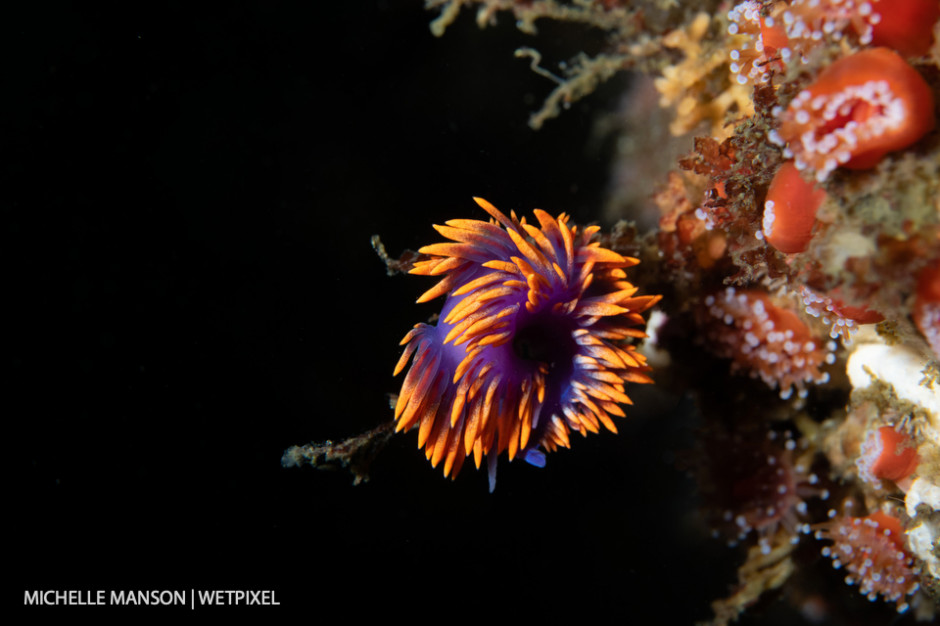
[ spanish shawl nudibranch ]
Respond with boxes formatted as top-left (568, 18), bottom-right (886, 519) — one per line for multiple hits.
top-left (393, 197), bottom-right (661, 490)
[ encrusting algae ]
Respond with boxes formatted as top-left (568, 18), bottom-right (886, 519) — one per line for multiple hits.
top-left (286, 1), bottom-right (940, 622)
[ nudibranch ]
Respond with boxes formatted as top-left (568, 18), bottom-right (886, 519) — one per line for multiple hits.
top-left (393, 197), bottom-right (661, 490)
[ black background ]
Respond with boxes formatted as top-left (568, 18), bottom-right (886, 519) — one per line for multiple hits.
top-left (8, 1), bottom-right (861, 623)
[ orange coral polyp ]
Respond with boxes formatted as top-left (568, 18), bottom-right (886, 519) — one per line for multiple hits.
top-left (870, 0), bottom-right (940, 58)
top-left (759, 16), bottom-right (788, 52)
top-left (727, 2), bottom-right (788, 84)
top-left (817, 511), bottom-right (920, 612)
top-left (762, 162), bottom-right (828, 253)
top-left (699, 288), bottom-right (835, 399)
top-left (914, 263), bottom-right (940, 355)
top-left (857, 425), bottom-right (920, 485)
top-left (774, 47), bottom-right (935, 181)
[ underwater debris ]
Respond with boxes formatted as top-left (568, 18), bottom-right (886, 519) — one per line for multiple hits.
top-left (282, 421), bottom-right (395, 485)
top-left (425, 0), bottom-right (703, 129)
top-left (371, 234), bottom-right (421, 276)
top-left (708, 528), bottom-right (797, 626)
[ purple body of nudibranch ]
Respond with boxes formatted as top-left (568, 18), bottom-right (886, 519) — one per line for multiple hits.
top-left (432, 266), bottom-right (579, 451)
